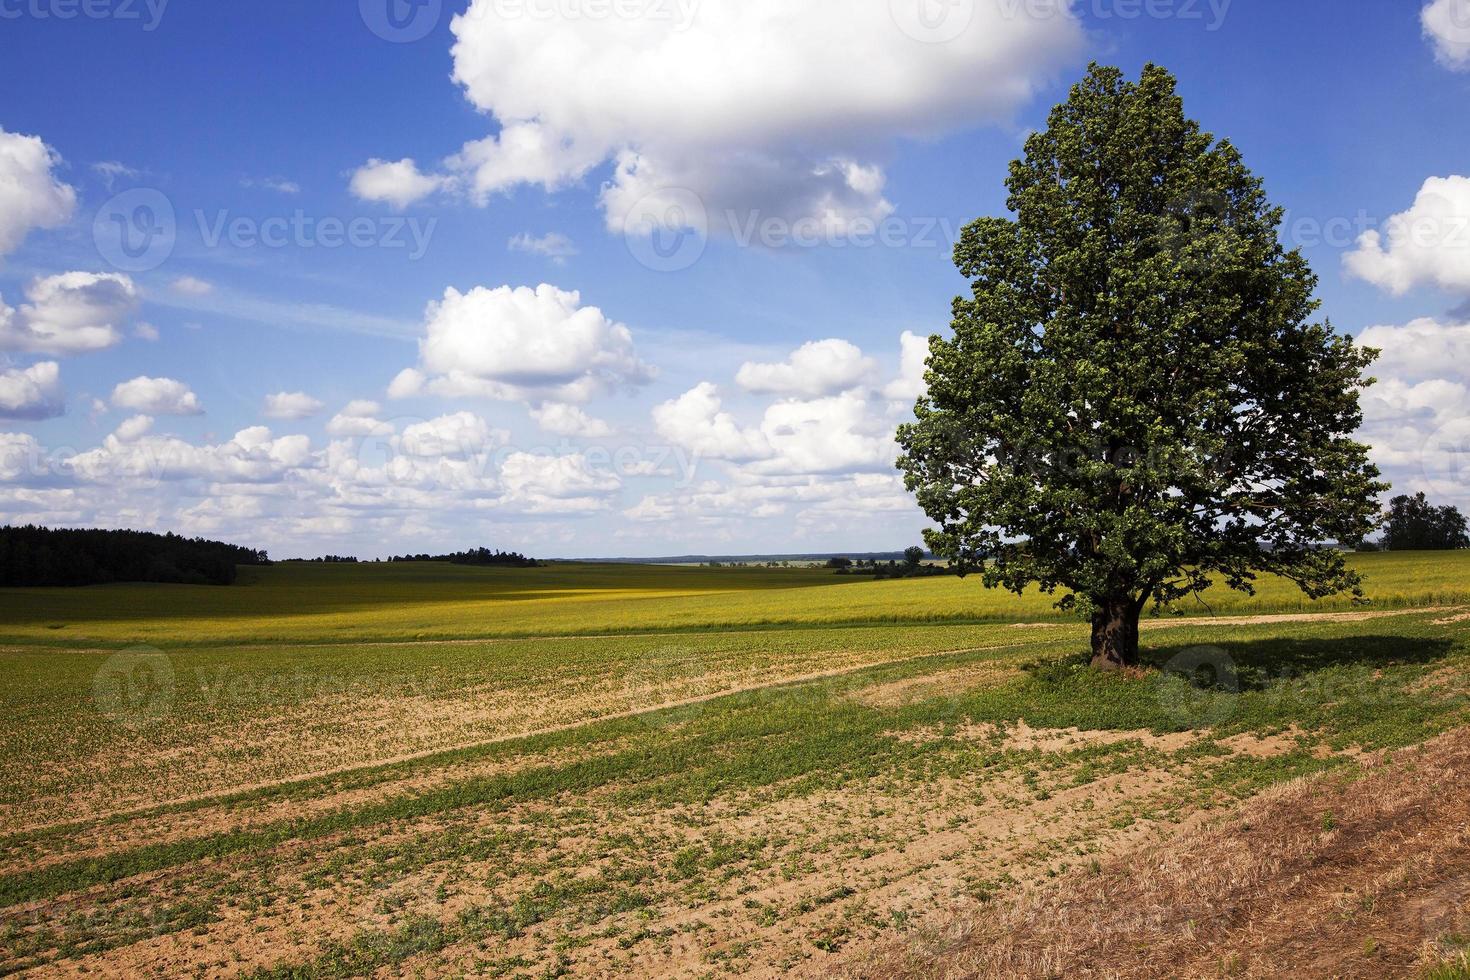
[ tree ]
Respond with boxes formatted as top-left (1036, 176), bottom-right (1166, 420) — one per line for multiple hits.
top-left (904, 546), bottom-right (926, 569)
top-left (1382, 493), bottom-right (1470, 551)
top-left (896, 64), bottom-right (1386, 670)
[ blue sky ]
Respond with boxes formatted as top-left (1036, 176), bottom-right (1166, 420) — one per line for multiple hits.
top-left (1, 0), bottom-right (1468, 558)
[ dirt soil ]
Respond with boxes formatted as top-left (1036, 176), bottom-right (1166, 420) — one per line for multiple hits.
top-left (846, 727), bottom-right (1470, 980)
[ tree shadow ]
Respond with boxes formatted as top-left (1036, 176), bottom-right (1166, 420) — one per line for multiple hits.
top-left (1140, 634), bottom-right (1458, 692)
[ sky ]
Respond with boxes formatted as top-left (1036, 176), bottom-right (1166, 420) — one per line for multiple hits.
top-left (0, 0), bottom-right (1468, 560)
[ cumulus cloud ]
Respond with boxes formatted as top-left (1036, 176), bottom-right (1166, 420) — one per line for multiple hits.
top-left (0, 127), bottom-right (77, 257)
top-left (0, 361), bottom-right (64, 420)
top-left (0, 272), bottom-right (139, 355)
top-left (499, 451), bottom-right (620, 513)
top-left (113, 414), bottom-right (154, 442)
top-left (357, 0), bottom-right (1083, 235)
top-left (1423, 0), bottom-right (1470, 69)
top-left (1356, 316), bottom-right (1470, 509)
top-left (884, 330), bottom-right (930, 402)
top-left (111, 376), bottom-right (204, 416)
top-left (1358, 317), bottom-right (1470, 381)
top-left (403, 283), bottom-right (655, 403)
top-left (69, 427), bottom-right (311, 484)
top-left (398, 412), bottom-right (507, 458)
top-left (736, 339), bottom-right (877, 397)
top-left (1345, 176), bottom-right (1470, 294)
top-left (753, 391), bottom-right (899, 476)
top-left (653, 383), bottom-right (772, 462)
top-left (326, 400), bottom-right (393, 437)
top-left (263, 391), bottom-right (325, 420)
top-left (529, 402), bottom-right (613, 438)
top-left (349, 158), bottom-right (450, 209)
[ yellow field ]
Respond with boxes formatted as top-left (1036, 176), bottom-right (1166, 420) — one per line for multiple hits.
top-left (0, 550), bottom-right (1466, 647)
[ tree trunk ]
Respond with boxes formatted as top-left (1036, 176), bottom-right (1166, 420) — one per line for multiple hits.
top-left (1090, 594), bottom-right (1143, 670)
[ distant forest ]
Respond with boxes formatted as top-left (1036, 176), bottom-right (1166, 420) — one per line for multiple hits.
top-left (0, 525), bottom-right (269, 587)
top-left (295, 548), bottom-right (538, 568)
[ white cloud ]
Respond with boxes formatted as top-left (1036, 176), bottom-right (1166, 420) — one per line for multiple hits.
top-left (360, 0), bottom-right (1083, 234)
top-left (387, 368), bottom-right (426, 400)
top-left (111, 376), bottom-right (204, 416)
top-left (754, 390), bottom-right (899, 476)
top-left (1344, 176), bottom-right (1470, 294)
top-left (398, 412), bottom-right (507, 458)
top-left (499, 451), bottom-right (620, 513)
top-left (171, 276), bottom-right (214, 296)
top-left (0, 272), bottom-right (139, 355)
top-left (0, 127), bottom-right (77, 257)
top-left (408, 283), bottom-right (655, 403)
top-left (884, 330), bottom-right (930, 402)
top-left (133, 322), bottom-right (160, 342)
top-left (113, 414), bottom-right (154, 442)
top-left (263, 391), bottom-right (325, 420)
top-left (529, 402), bottom-right (613, 438)
top-left (1358, 317), bottom-right (1470, 382)
top-left (69, 427), bottom-right (311, 484)
top-left (736, 339), bottom-right (877, 397)
top-left (1424, 0), bottom-right (1470, 69)
top-left (509, 231), bottom-right (578, 263)
top-left (1357, 315), bottom-right (1470, 510)
top-left (326, 399), bottom-right (393, 436)
top-left (349, 158), bottom-right (450, 209)
top-left (653, 383), bottom-right (771, 462)
top-left (0, 361), bottom-right (64, 420)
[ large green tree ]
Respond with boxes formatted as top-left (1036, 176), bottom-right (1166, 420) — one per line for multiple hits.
top-left (897, 64), bottom-right (1387, 670)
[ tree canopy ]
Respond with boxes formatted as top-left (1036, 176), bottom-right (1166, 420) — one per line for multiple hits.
top-left (1382, 493), bottom-right (1470, 551)
top-left (897, 64), bottom-right (1386, 669)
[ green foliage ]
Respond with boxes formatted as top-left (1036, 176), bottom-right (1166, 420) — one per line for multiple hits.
top-left (1383, 492), bottom-right (1470, 551)
top-left (897, 64), bottom-right (1386, 663)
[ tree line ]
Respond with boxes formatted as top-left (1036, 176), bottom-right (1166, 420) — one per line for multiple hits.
top-left (387, 548), bottom-right (539, 567)
top-left (0, 525), bottom-right (269, 587)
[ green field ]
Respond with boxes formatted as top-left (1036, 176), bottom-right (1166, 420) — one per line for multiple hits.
top-left (1, 554), bottom-right (1468, 977)
top-left (1, 550), bottom-right (1467, 647)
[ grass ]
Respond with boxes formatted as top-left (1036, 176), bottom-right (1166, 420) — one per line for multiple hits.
top-left (0, 557), bottom-right (1467, 976)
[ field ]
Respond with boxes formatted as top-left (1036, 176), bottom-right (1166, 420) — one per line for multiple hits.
top-left (1, 553), bottom-right (1469, 977)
